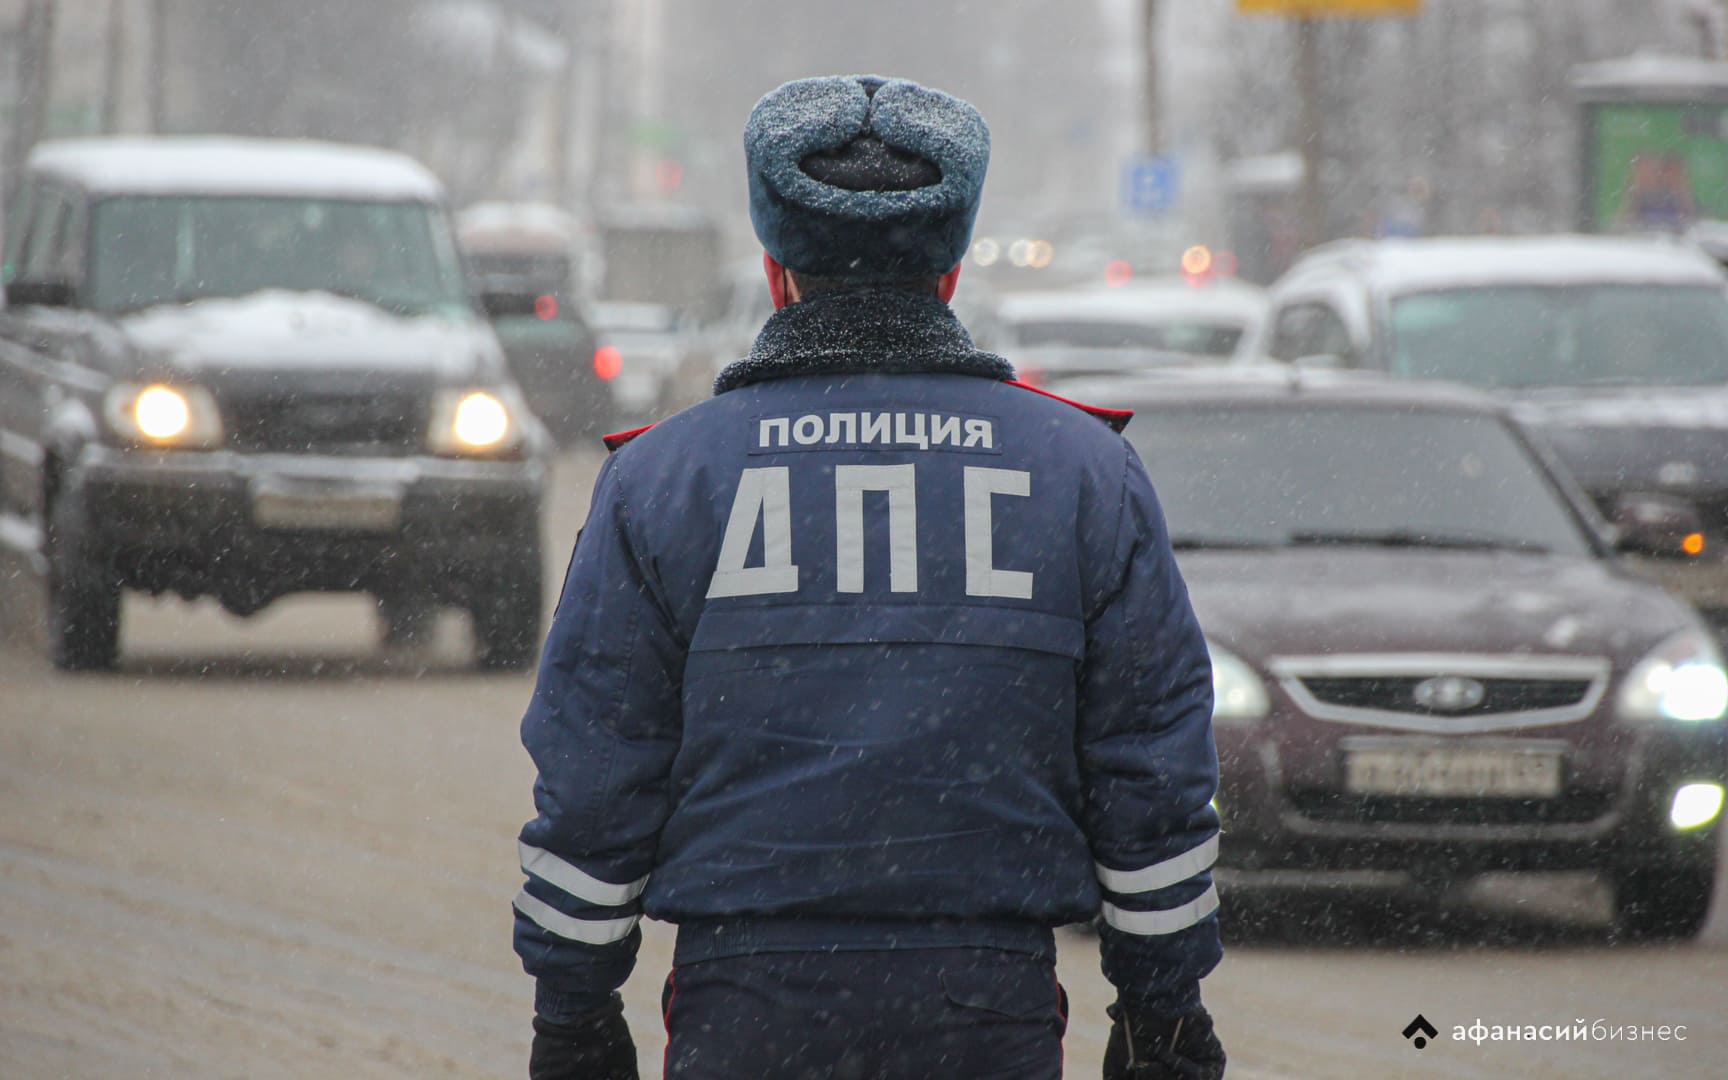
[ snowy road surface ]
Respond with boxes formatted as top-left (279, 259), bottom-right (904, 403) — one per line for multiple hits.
top-left (2, 451), bottom-right (1725, 1079)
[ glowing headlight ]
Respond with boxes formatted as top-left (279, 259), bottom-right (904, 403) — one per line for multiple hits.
top-left (429, 388), bottom-right (524, 455)
top-left (454, 392), bottom-right (510, 447)
top-left (1209, 641), bottom-right (1269, 723)
top-left (1670, 783), bottom-right (1724, 830)
top-left (1618, 629), bottom-right (1728, 723)
top-left (135, 386), bottom-right (190, 438)
top-left (103, 382), bottom-right (223, 448)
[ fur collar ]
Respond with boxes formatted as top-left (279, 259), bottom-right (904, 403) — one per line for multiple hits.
top-left (713, 288), bottom-right (1014, 394)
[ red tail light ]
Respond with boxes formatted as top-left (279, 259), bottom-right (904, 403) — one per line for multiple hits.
top-left (593, 345), bottom-right (623, 380)
top-left (533, 294), bottom-right (558, 320)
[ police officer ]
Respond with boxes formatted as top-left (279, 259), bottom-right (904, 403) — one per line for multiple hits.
top-left (514, 75), bottom-right (1226, 1080)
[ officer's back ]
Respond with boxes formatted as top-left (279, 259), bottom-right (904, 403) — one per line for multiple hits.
top-left (612, 359), bottom-right (1134, 931)
top-left (515, 75), bottom-right (1226, 1080)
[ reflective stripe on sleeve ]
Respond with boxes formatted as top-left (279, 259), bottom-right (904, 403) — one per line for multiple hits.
top-left (1100, 883), bottom-right (1220, 936)
top-left (1095, 834), bottom-right (1219, 896)
top-left (519, 842), bottom-right (649, 907)
top-left (513, 888), bottom-right (641, 945)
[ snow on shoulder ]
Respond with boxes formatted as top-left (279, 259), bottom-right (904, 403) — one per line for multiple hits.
top-left (28, 137), bottom-right (446, 203)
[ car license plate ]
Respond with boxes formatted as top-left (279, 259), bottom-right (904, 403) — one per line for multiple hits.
top-left (252, 478), bottom-right (402, 532)
top-left (1343, 746), bottom-right (1562, 798)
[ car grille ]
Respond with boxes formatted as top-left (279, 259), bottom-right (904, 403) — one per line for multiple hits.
top-left (1288, 790), bottom-right (1616, 826)
top-left (1270, 654), bottom-right (1610, 733)
top-left (1298, 676), bottom-right (1593, 718)
top-left (222, 391), bottom-right (428, 456)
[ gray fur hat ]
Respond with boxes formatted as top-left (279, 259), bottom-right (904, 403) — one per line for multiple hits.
top-left (744, 75), bottom-right (990, 280)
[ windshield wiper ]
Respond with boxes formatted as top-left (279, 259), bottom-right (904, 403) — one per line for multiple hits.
top-left (1285, 529), bottom-right (1552, 554)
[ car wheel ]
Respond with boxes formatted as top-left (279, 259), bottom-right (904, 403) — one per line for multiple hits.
top-left (46, 486), bottom-right (121, 672)
top-left (1614, 864), bottom-right (1715, 941)
top-left (470, 529), bottom-right (544, 672)
top-left (377, 593), bottom-right (437, 649)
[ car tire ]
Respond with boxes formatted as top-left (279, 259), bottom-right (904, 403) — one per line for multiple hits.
top-left (470, 528), bottom-right (544, 672)
top-left (1613, 864), bottom-right (1715, 941)
top-left (46, 486), bottom-right (121, 672)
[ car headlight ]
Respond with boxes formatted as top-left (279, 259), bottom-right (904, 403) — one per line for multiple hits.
top-left (429, 388), bottom-right (525, 455)
top-left (1209, 641), bottom-right (1270, 723)
top-left (103, 382), bottom-right (224, 448)
top-left (1618, 629), bottom-right (1728, 723)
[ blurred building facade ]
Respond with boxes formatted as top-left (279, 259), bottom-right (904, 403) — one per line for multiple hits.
top-left (6, 0), bottom-right (1728, 265)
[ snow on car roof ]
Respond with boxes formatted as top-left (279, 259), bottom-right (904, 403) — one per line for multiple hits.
top-left (997, 279), bottom-right (1267, 325)
top-left (456, 202), bottom-right (582, 252)
top-left (1054, 365), bottom-right (1505, 414)
top-left (1280, 235), bottom-right (1726, 296)
top-left (28, 138), bottom-right (446, 202)
top-left (1571, 53), bottom-right (1728, 99)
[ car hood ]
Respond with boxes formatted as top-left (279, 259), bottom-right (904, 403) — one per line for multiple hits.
top-left (1180, 548), bottom-right (1687, 665)
top-left (1508, 385), bottom-right (1728, 495)
top-left (119, 290), bottom-right (504, 383)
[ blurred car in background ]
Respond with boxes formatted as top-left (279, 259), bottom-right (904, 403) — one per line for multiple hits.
top-left (996, 277), bottom-right (1265, 385)
top-left (967, 211), bottom-right (1187, 292)
top-left (672, 258), bottom-right (776, 407)
top-left (1067, 367), bottom-right (1728, 939)
top-left (1246, 235), bottom-right (1728, 625)
top-left (594, 202), bottom-right (722, 313)
top-left (456, 202), bottom-right (612, 445)
top-left (587, 203), bottom-right (725, 425)
top-left (0, 137), bottom-right (550, 670)
top-left (587, 299), bottom-right (688, 424)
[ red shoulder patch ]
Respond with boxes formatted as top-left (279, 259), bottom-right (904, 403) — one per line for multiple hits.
top-left (1004, 380), bottom-right (1133, 433)
top-left (602, 423), bottom-right (655, 452)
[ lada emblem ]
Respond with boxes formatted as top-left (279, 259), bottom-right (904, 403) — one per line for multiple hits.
top-left (1412, 675), bottom-right (1486, 712)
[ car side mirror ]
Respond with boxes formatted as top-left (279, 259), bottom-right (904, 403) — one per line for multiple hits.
top-left (5, 278), bottom-right (75, 308)
top-left (478, 289), bottom-right (544, 319)
top-left (1611, 493), bottom-right (1707, 559)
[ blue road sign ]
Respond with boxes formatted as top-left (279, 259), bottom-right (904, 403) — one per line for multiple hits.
top-left (1123, 155), bottom-right (1180, 215)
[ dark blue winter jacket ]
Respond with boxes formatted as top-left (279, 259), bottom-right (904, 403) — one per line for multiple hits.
top-left (515, 288), bottom-right (1222, 1022)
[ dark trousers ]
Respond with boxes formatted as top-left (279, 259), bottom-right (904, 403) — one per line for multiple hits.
top-left (661, 947), bottom-right (1067, 1079)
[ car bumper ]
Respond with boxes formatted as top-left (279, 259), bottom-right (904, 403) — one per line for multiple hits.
top-left (1216, 721), bottom-right (1728, 876)
top-left (72, 445), bottom-right (545, 603)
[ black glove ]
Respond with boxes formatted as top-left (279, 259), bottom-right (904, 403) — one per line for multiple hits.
top-left (529, 993), bottom-right (638, 1080)
top-left (1103, 1000), bottom-right (1226, 1080)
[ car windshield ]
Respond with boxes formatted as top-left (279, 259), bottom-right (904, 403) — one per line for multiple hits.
top-left (1389, 284), bottom-right (1728, 387)
top-left (1012, 318), bottom-right (1243, 355)
top-left (465, 250), bottom-right (574, 294)
top-left (1127, 404), bottom-right (1594, 557)
top-left (87, 195), bottom-right (473, 317)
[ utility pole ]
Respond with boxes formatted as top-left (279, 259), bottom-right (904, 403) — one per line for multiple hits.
top-left (565, 0), bottom-right (607, 210)
top-left (149, 0), bottom-right (168, 133)
top-left (1141, 0), bottom-right (1161, 154)
top-left (6, 0), bottom-right (57, 209)
top-left (1294, 15), bottom-right (1325, 249)
top-left (1239, 0), bottom-right (1422, 247)
top-left (103, 0), bottom-right (125, 134)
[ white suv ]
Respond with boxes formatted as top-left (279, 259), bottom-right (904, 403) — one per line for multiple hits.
top-left (1242, 234), bottom-right (1728, 622)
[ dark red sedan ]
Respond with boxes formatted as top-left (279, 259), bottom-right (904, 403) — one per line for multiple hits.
top-left (1076, 369), bottom-right (1728, 939)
